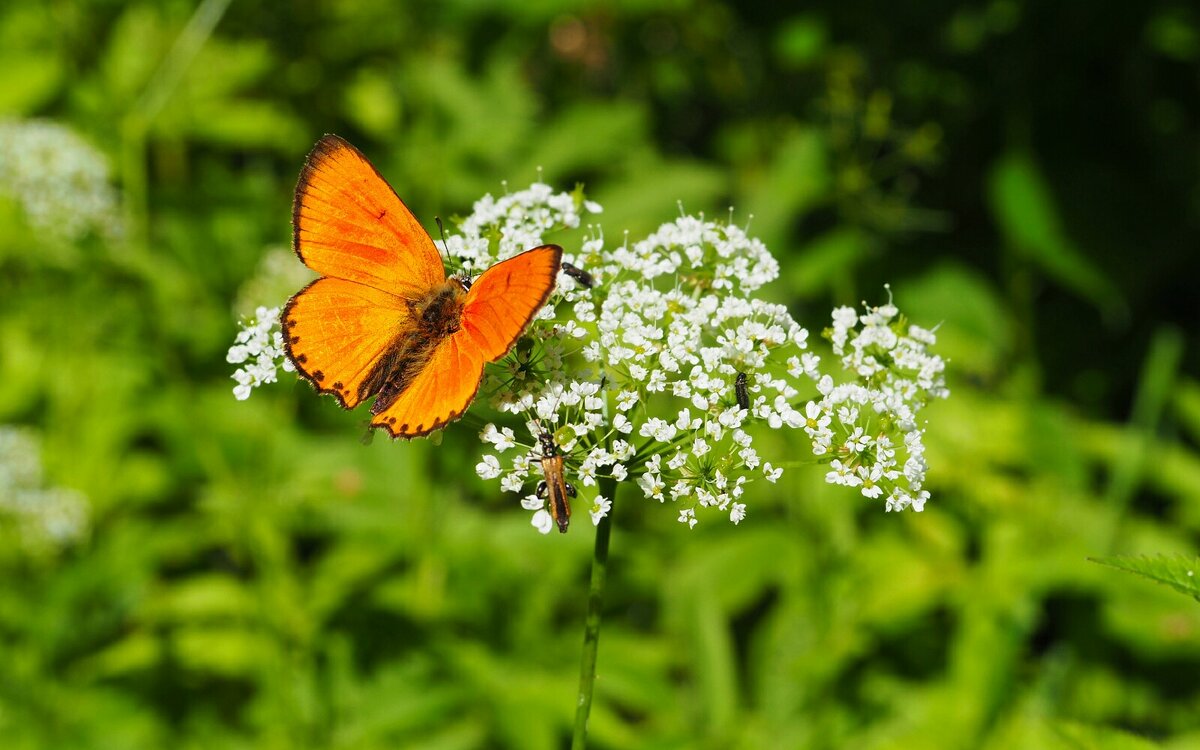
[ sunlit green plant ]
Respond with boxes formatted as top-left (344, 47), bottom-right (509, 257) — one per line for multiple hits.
top-left (229, 181), bottom-right (948, 747)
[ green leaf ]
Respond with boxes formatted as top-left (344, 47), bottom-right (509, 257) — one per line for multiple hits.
top-left (1174, 378), bottom-right (1200, 447)
top-left (988, 151), bottom-right (1124, 318)
top-left (0, 52), bottom-right (63, 115)
top-left (787, 227), bottom-right (871, 297)
top-left (742, 126), bottom-right (829, 248)
top-left (525, 100), bottom-right (647, 181)
top-left (1052, 721), bottom-right (1164, 750)
top-left (1089, 554), bottom-right (1200, 603)
top-left (896, 263), bottom-right (1014, 378)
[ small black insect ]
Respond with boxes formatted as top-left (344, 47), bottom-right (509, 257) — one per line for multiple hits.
top-left (735, 371), bottom-right (750, 411)
top-left (561, 262), bottom-right (594, 289)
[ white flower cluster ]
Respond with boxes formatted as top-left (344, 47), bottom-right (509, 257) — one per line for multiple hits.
top-left (0, 119), bottom-right (121, 242)
top-left (468, 191), bottom-right (819, 533)
top-left (0, 427), bottom-right (90, 550)
top-left (227, 306), bottom-right (294, 400)
top-left (608, 214), bottom-right (780, 293)
top-left (441, 181), bottom-right (602, 275)
top-left (227, 178), bottom-right (949, 532)
top-left (803, 296), bottom-right (948, 512)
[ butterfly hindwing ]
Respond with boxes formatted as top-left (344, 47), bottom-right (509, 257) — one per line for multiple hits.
top-left (293, 134), bottom-right (444, 297)
top-left (283, 277), bottom-right (412, 409)
top-left (370, 333), bottom-right (484, 438)
top-left (461, 245), bottom-right (563, 361)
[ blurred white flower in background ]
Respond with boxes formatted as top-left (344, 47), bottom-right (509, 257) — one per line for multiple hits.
top-left (0, 119), bottom-right (122, 242)
top-left (234, 246), bottom-right (317, 319)
top-left (0, 427), bottom-right (90, 551)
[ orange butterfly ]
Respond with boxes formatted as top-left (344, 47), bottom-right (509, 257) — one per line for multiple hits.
top-left (282, 134), bottom-right (562, 438)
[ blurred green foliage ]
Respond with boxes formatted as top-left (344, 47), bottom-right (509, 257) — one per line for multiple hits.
top-left (1, 1), bottom-right (1198, 748)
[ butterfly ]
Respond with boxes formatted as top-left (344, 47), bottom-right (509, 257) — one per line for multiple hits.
top-left (534, 427), bottom-right (576, 533)
top-left (282, 134), bottom-right (563, 438)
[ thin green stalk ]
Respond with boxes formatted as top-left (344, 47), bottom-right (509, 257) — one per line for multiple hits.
top-left (122, 0), bottom-right (233, 245)
top-left (1100, 326), bottom-right (1183, 550)
top-left (571, 474), bottom-right (618, 750)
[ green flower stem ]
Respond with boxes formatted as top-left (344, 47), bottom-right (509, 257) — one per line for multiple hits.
top-left (571, 474), bottom-right (618, 750)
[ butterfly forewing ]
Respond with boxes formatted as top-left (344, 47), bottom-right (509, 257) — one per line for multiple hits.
top-left (293, 134), bottom-right (445, 297)
top-left (462, 245), bottom-right (563, 361)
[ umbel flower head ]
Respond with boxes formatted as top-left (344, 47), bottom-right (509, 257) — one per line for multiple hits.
top-left (806, 293), bottom-right (948, 512)
top-left (227, 306), bottom-right (295, 401)
top-left (0, 119), bottom-right (121, 242)
top-left (228, 182), bottom-right (948, 533)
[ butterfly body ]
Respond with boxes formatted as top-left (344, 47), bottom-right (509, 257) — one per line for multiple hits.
top-left (284, 135), bottom-right (562, 438)
top-left (362, 279), bottom-right (467, 414)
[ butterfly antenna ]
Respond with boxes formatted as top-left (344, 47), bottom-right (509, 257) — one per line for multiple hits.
top-left (434, 216), bottom-right (452, 266)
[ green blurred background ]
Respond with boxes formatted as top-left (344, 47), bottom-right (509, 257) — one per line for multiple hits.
top-left (1, 1), bottom-right (1198, 748)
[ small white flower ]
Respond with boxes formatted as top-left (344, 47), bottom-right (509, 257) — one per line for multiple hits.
top-left (481, 424), bottom-right (518, 451)
top-left (613, 414), bottom-right (633, 434)
top-left (859, 464), bottom-right (884, 499)
top-left (616, 390), bottom-right (639, 412)
top-left (500, 472), bottom-right (526, 493)
top-left (678, 507), bottom-right (698, 529)
top-left (475, 455), bottom-right (502, 480)
top-left (825, 460), bottom-right (859, 487)
top-left (639, 471), bottom-right (665, 501)
top-left (590, 496), bottom-right (611, 525)
top-left (532, 509), bottom-right (555, 534)
top-left (639, 418), bottom-right (677, 442)
top-left (730, 503), bottom-right (746, 524)
top-left (763, 463), bottom-right (782, 482)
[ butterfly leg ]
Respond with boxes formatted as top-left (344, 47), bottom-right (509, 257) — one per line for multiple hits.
top-left (565, 483), bottom-right (577, 498)
top-left (537, 481), bottom-right (548, 498)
